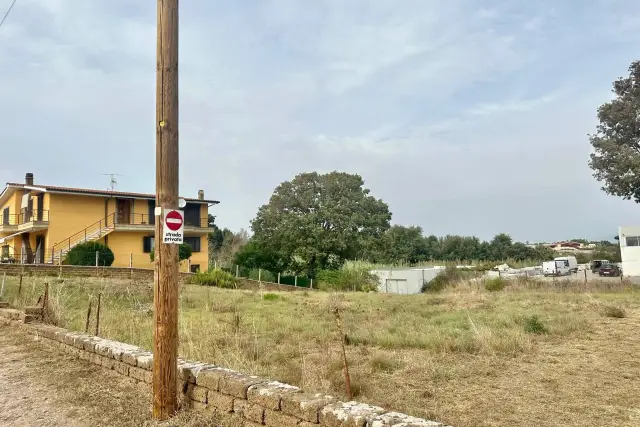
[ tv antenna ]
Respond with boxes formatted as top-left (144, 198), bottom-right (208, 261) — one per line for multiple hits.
top-left (102, 173), bottom-right (123, 191)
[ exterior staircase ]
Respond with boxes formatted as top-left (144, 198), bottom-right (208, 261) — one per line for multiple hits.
top-left (50, 213), bottom-right (116, 264)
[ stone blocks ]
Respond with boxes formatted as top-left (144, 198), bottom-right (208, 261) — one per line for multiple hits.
top-left (247, 381), bottom-right (301, 410)
top-left (320, 401), bottom-right (386, 427)
top-left (281, 392), bottom-right (336, 423)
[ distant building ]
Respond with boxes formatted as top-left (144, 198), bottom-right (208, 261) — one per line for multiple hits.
top-left (618, 226), bottom-right (639, 276)
top-left (546, 241), bottom-right (595, 253)
top-left (0, 173), bottom-right (218, 271)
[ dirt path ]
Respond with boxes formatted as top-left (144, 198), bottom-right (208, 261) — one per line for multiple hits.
top-left (0, 328), bottom-right (217, 427)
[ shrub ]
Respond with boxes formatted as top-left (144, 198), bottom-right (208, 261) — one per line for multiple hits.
top-left (189, 270), bottom-right (237, 289)
top-left (149, 243), bottom-right (192, 262)
top-left (520, 315), bottom-right (548, 334)
top-left (602, 305), bottom-right (626, 318)
top-left (317, 268), bottom-right (378, 292)
top-left (484, 277), bottom-right (507, 292)
top-left (66, 242), bottom-right (114, 266)
top-left (262, 293), bottom-right (280, 301)
top-left (422, 265), bottom-right (462, 292)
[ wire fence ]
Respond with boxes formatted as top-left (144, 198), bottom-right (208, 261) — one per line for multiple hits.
top-left (212, 263), bottom-right (314, 288)
top-left (0, 248), bottom-right (312, 283)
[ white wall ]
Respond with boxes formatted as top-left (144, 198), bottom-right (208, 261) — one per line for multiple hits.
top-left (618, 226), bottom-right (640, 276)
top-left (370, 267), bottom-right (443, 294)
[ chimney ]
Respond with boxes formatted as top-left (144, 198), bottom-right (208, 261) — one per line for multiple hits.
top-left (198, 190), bottom-right (204, 200)
top-left (25, 173), bottom-right (34, 186)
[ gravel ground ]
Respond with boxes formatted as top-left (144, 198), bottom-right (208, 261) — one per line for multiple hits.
top-left (0, 328), bottom-right (218, 427)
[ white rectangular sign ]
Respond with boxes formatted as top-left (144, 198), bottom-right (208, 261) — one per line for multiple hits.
top-left (163, 209), bottom-right (184, 244)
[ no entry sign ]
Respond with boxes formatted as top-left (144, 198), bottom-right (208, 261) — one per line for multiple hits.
top-left (163, 209), bottom-right (184, 244)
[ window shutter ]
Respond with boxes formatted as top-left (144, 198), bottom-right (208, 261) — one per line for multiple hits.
top-left (148, 200), bottom-right (156, 225)
top-left (184, 237), bottom-right (201, 252)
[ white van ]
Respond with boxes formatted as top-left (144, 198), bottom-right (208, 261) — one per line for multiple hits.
top-left (543, 260), bottom-right (571, 277)
top-left (554, 256), bottom-right (578, 273)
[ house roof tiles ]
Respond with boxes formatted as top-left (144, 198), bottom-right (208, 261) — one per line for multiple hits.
top-left (4, 182), bottom-right (219, 204)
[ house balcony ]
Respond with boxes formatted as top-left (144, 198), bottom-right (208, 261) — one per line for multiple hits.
top-left (112, 213), bottom-right (214, 234)
top-left (0, 210), bottom-right (49, 233)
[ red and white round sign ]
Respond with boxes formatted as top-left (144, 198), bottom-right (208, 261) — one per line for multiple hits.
top-left (165, 210), bottom-right (183, 231)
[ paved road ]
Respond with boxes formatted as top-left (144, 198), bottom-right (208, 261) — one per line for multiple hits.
top-left (541, 269), bottom-right (629, 283)
top-left (0, 328), bottom-right (217, 427)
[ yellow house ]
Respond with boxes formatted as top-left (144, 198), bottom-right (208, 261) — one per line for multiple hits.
top-left (0, 173), bottom-right (218, 272)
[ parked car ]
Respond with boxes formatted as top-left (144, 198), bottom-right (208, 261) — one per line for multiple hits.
top-left (599, 263), bottom-right (622, 277)
top-left (590, 259), bottom-right (609, 273)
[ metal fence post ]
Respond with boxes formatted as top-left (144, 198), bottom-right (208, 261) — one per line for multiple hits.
top-left (277, 272), bottom-right (280, 284)
top-left (235, 265), bottom-right (239, 278)
top-left (294, 276), bottom-right (298, 287)
top-left (258, 269), bottom-right (262, 283)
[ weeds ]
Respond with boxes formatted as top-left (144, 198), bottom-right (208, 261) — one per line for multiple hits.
top-left (370, 352), bottom-right (402, 373)
top-left (519, 315), bottom-right (548, 334)
top-left (262, 293), bottom-right (280, 301)
top-left (484, 277), bottom-right (507, 292)
top-left (0, 275), bottom-right (637, 427)
top-left (189, 270), bottom-right (237, 288)
top-left (422, 265), bottom-right (466, 292)
top-left (317, 268), bottom-right (378, 292)
top-left (602, 305), bottom-right (626, 318)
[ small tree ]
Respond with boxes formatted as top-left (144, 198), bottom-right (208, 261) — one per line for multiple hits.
top-left (66, 241), bottom-right (114, 266)
top-left (149, 242), bottom-right (192, 262)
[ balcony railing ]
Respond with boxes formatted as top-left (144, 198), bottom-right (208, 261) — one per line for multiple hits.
top-left (0, 210), bottom-right (49, 226)
top-left (114, 213), bottom-right (212, 228)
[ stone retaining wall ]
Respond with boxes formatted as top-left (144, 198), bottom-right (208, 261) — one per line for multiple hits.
top-left (0, 263), bottom-right (193, 281)
top-left (0, 308), bottom-right (449, 427)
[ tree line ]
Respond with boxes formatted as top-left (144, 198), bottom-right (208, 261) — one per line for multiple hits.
top-left (207, 171), bottom-right (577, 277)
top-left (363, 229), bottom-right (556, 265)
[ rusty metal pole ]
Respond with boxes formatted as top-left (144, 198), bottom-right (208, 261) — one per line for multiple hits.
top-left (153, 0), bottom-right (180, 420)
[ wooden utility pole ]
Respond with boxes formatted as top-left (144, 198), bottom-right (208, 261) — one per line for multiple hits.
top-left (153, 0), bottom-right (179, 420)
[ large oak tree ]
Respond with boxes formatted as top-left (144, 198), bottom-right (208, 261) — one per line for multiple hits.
top-left (250, 171), bottom-right (391, 276)
top-left (589, 60), bottom-right (640, 201)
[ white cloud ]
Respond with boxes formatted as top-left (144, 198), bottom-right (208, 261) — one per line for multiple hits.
top-left (1, 0), bottom-right (640, 242)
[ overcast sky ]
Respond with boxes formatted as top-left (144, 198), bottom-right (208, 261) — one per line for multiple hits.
top-left (1, 0), bottom-right (639, 243)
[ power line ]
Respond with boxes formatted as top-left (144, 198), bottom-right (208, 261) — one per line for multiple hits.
top-left (0, 0), bottom-right (18, 31)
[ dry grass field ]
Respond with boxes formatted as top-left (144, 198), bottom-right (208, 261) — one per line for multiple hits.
top-left (2, 275), bottom-right (639, 427)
